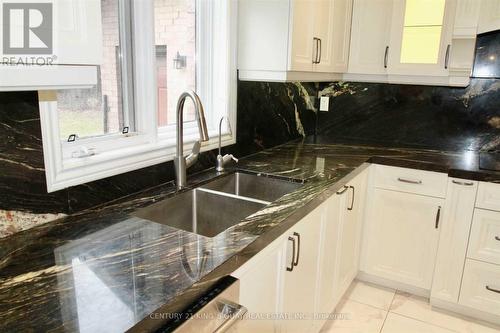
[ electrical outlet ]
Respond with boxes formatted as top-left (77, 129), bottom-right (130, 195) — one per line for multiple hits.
top-left (319, 96), bottom-right (329, 112)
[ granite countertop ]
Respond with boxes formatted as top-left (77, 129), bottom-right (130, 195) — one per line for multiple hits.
top-left (1, 139), bottom-right (500, 333)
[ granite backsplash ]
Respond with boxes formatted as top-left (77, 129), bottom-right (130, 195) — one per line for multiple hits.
top-left (1, 78), bottom-right (499, 237)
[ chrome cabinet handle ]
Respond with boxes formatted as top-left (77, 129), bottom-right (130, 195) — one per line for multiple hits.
top-left (293, 232), bottom-right (300, 267)
top-left (317, 38), bottom-right (322, 64)
top-left (384, 46), bottom-right (389, 68)
top-left (452, 180), bottom-right (474, 186)
top-left (486, 286), bottom-right (500, 294)
top-left (313, 37), bottom-right (319, 64)
top-left (444, 44), bottom-right (451, 69)
top-left (435, 206), bottom-right (441, 229)
top-left (286, 236), bottom-right (295, 272)
top-left (348, 186), bottom-right (355, 211)
top-left (397, 177), bottom-right (422, 185)
top-left (213, 301), bottom-right (248, 333)
top-left (336, 185), bottom-right (349, 195)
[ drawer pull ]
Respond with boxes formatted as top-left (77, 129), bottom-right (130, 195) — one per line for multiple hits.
top-left (495, 236), bottom-right (500, 241)
top-left (397, 177), bottom-right (422, 185)
top-left (486, 285), bottom-right (500, 294)
top-left (452, 180), bottom-right (474, 186)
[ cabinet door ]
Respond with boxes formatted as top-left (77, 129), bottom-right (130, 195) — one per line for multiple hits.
top-left (0, 0), bottom-right (102, 65)
top-left (313, 0), bottom-right (353, 73)
top-left (478, 0), bottom-right (500, 34)
top-left (387, 0), bottom-right (455, 76)
top-left (281, 206), bottom-right (323, 333)
top-left (431, 179), bottom-right (478, 303)
top-left (348, 0), bottom-right (393, 74)
top-left (289, 0), bottom-right (315, 71)
top-left (361, 188), bottom-right (444, 289)
top-left (54, 0), bottom-right (102, 65)
top-left (234, 240), bottom-right (286, 333)
top-left (315, 196), bottom-right (342, 318)
top-left (334, 171), bottom-right (368, 302)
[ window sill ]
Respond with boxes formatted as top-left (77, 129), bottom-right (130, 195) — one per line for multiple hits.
top-left (47, 133), bottom-right (235, 192)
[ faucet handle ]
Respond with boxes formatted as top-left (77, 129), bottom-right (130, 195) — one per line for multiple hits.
top-left (186, 141), bottom-right (201, 168)
top-left (223, 154), bottom-right (238, 164)
top-left (191, 140), bottom-right (201, 155)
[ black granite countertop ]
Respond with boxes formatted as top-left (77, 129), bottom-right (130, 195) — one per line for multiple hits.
top-left (1, 139), bottom-right (500, 333)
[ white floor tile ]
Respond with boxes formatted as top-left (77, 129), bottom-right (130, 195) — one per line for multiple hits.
top-left (382, 313), bottom-right (456, 333)
top-left (344, 280), bottom-right (396, 311)
top-left (320, 299), bottom-right (387, 333)
top-left (390, 291), bottom-right (500, 333)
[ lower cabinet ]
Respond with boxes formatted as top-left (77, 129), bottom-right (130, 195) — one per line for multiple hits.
top-left (233, 169), bottom-right (368, 333)
top-left (431, 178), bottom-right (478, 303)
top-left (233, 238), bottom-right (286, 332)
top-left (334, 170), bottom-right (368, 301)
top-left (459, 259), bottom-right (500, 316)
top-left (234, 164), bottom-right (500, 328)
top-left (281, 206), bottom-right (323, 333)
top-left (361, 188), bottom-right (444, 290)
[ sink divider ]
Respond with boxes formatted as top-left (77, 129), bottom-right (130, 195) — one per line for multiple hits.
top-left (196, 187), bottom-right (271, 206)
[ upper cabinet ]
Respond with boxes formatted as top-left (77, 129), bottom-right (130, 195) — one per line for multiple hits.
top-left (387, 0), bottom-right (455, 76)
top-left (348, 0), bottom-right (394, 75)
top-left (0, 0), bottom-right (102, 91)
top-left (239, 0), bottom-right (491, 87)
top-left (478, 0), bottom-right (500, 34)
top-left (238, 0), bottom-right (353, 81)
top-left (347, 0), bottom-right (476, 86)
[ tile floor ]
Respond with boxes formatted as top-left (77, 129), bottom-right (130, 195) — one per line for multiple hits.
top-left (320, 280), bottom-right (500, 333)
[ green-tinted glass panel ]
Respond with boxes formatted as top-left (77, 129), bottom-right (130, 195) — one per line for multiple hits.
top-left (400, 26), bottom-right (442, 63)
top-left (404, 0), bottom-right (446, 26)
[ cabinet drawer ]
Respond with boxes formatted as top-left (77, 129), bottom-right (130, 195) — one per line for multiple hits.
top-left (476, 182), bottom-right (500, 212)
top-left (373, 165), bottom-right (447, 198)
top-left (468, 209), bottom-right (500, 265)
top-left (459, 259), bottom-right (500, 316)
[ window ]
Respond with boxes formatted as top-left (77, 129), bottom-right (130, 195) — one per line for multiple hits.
top-left (400, 0), bottom-right (446, 64)
top-left (39, 0), bottom-right (237, 192)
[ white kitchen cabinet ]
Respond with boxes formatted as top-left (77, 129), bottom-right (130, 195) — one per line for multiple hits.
top-left (0, 0), bottom-right (102, 90)
top-left (232, 200), bottom-right (326, 333)
top-left (232, 237), bottom-right (286, 333)
top-left (431, 178), bottom-right (478, 304)
top-left (478, 0), bottom-right (500, 34)
top-left (459, 259), bottom-right (500, 316)
top-left (238, 0), bottom-right (353, 81)
top-left (313, 0), bottom-right (353, 73)
top-left (347, 0), bottom-right (473, 86)
top-left (334, 170), bottom-right (368, 301)
top-left (314, 195), bottom-right (342, 327)
top-left (288, 0), bottom-right (316, 72)
top-left (453, 0), bottom-right (482, 37)
top-left (281, 206), bottom-right (324, 333)
top-left (476, 182), bottom-right (500, 212)
top-left (348, 0), bottom-right (394, 75)
top-left (361, 188), bottom-right (444, 290)
top-left (313, 170), bottom-right (368, 331)
top-left (387, 0), bottom-right (456, 77)
top-left (467, 209), bottom-right (500, 266)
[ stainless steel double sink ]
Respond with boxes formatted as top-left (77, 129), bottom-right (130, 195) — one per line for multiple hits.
top-left (133, 172), bottom-right (302, 238)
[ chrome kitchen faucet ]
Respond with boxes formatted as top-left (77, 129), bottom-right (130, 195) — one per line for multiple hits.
top-left (174, 90), bottom-right (209, 189)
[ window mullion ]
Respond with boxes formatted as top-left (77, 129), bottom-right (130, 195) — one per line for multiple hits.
top-left (118, 0), bottom-right (136, 132)
top-left (131, 0), bottom-right (157, 142)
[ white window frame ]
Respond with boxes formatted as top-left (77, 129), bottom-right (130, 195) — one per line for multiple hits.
top-left (39, 0), bottom-right (238, 192)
